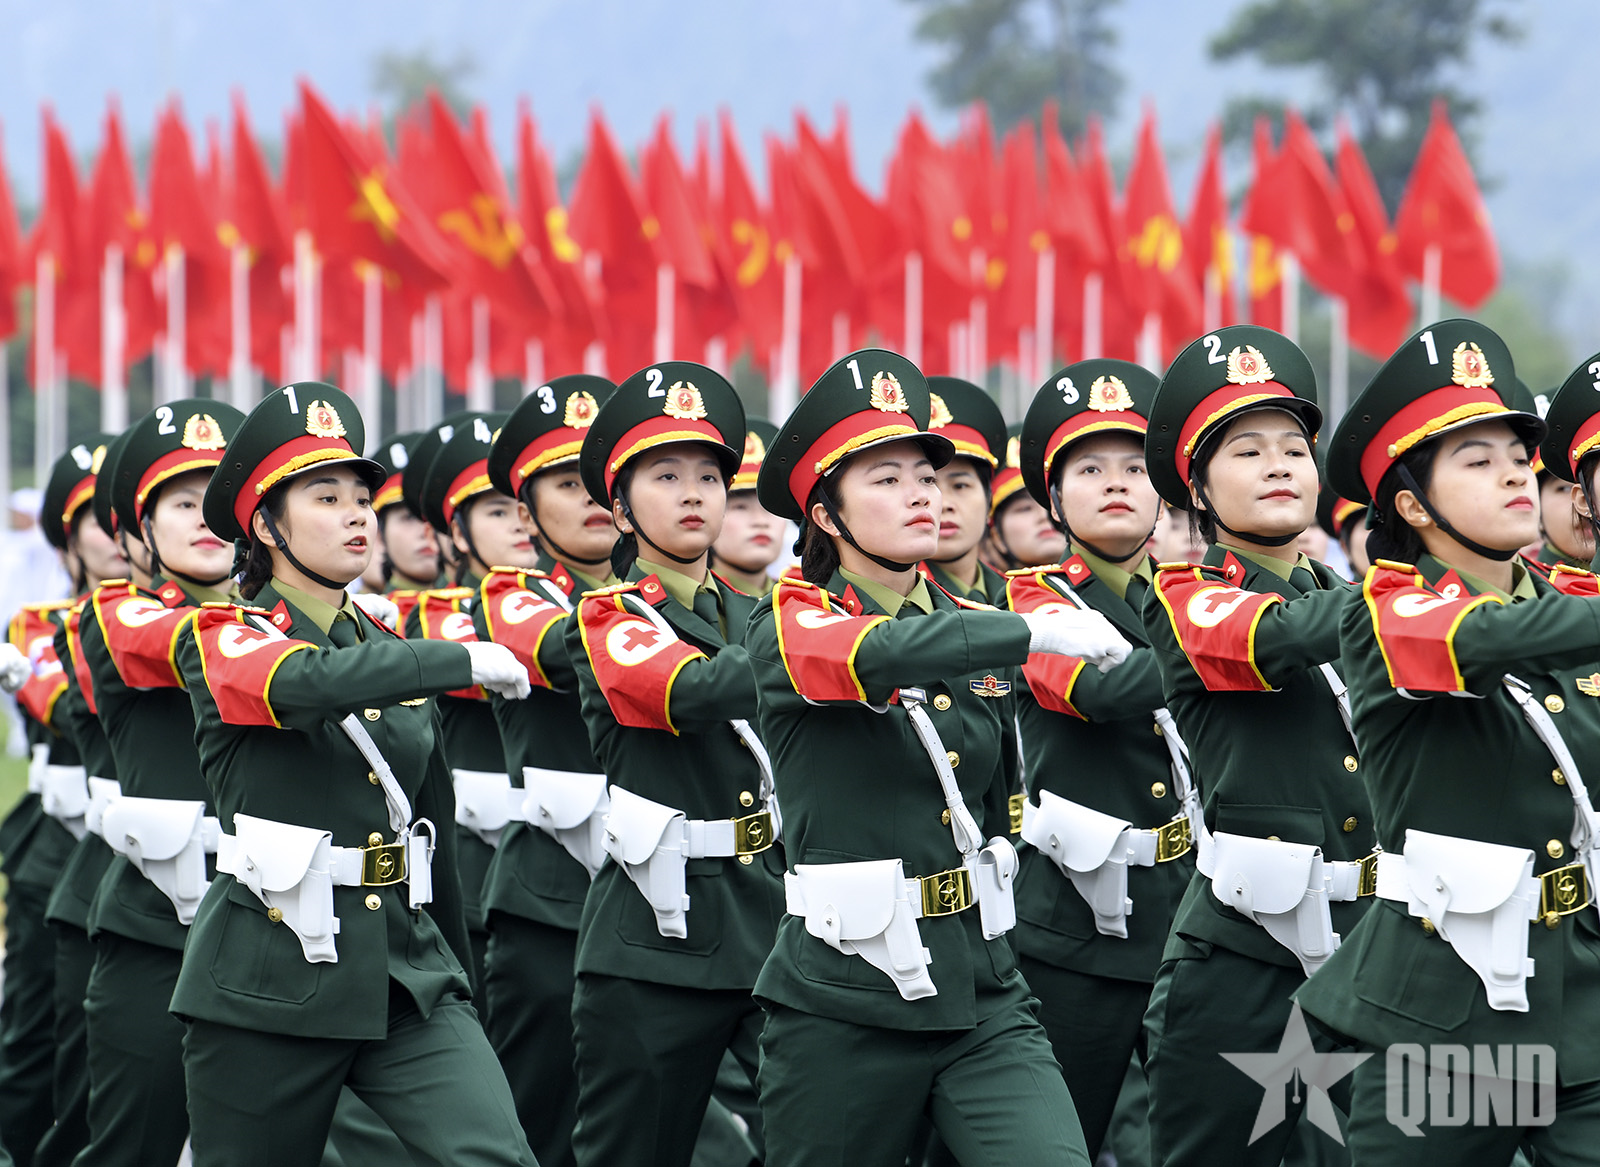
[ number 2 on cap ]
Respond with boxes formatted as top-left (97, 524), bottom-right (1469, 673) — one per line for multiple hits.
top-left (645, 369), bottom-right (665, 397)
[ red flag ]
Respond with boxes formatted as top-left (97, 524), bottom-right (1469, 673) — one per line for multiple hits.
top-left (1241, 118), bottom-right (1283, 331)
top-left (1336, 122), bottom-right (1413, 357)
top-left (1077, 118), bottom-right (1137, 360)
top-left (0, 124), bottom-right (21, 341)
top-left (1394, 100), bottom-right (1498, 308)
top-left (882, 113), bottom-right (971, 372)
top-left (794, 112), bottom-right (878, 373)
top-left (1246, 110), bottom-right (1361, 300)
top-left (718, 112), bottom-right (781, 360)
top-left (1184, 123), bottom-right (1236, 329)
top-left (993, 121), bottom-right (1043, 348)
top-left (30, 112), bottom-right (90, 385)
top-left (640, 116), bottom-right (735, 356)
top-left (1122, 108), bottom-right (1201, 356)
top-left (229, 98), bottom-right (293, 380)
top-left (517, 104), bottom-right (599, 374)
top-left (148, 103), bottom-right (230, 375)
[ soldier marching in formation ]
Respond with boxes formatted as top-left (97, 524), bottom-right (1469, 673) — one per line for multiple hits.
top-left (2, 317), bottom-right (1599, 1167)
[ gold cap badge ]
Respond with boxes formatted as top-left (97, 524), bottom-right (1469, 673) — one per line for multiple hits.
top-left (1226, 345), bottom-right (1274, 385)
top-left (181, 413), bottom-right (227, 452)
top-left (1005, 434), bottom-right (1021, 468)
top-left (1451, 341), bottom-right (1494, 388)
top-left (1087, 375), bottom-right (1135, 412)
top-left (928, 392), bottom-right (953, 429)
top-left (663, 381), bottom-right (708, 421)
top-left (870, 371), bottom-right (908, 413)
top-left (305, 401), bottom-right (347, 440)
top-left (743, 430), bottom-right (766, 462)
top-left (564, 391), bottom-right (599, 429)
top-left (89, 444), bottom-right (107, 474)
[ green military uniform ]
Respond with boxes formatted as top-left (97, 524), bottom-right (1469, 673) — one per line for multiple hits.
top-left (171, 383), bottom-right (533, 1167)
top-left (1139, 327), bottom-right (1374, 1167)
top-left (367, 430), bottom-right (438, 627)
top-left (747, 350), bottom-right (1090, 1167)
top-left (710, 418), bottom-right (782, 599)
top-left (406, 412), bottom-right (515, 982)
top-left (999, 360), bottom-right (1195, 1157)
top-left (563, 363), bottom-right (783, 1167)
top-left (473, 374), bottom-right (615, 1166)
top-left (0, 439), bottom-right (112, 1167)
top-left (1297, 325), bottom-right (1600, 1160)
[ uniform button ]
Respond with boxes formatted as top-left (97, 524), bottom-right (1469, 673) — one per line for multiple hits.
top-left (1153, 722), bottom-right (1163, 737)
top-left (1267, 835), bottom-right (1281, 842)
top-left (266, 907), bottom-right (284, 924)
top-left (739, 791), bottom-right (754, 808)
top-left (1544, 911), bottom-right (1562, 930)
top-left (1343, 817), bottom-right (1358, 833)
top-left (1548, 840), bottom-right (1565, 860)
top-left (738, 854), bottom-right (753, 865)
top-left (941, 809), bottom-right (952, 825)
top-left (364, 708), bottom-right (382, 721)
top-left (1151, 782), bottom-right (1167, 799)
top-left (1420, 917), bottom-right (1436, 936)
top-left (1546, 694), bottom-right (1565, 714)
top-left (1343, 755), bottom-right (1358, 772)
top-left (368, 832), bottom-right (384, 847)
top-left (365, 894), bottom-right (382, 911)
top-left (946, 751), bottom-right (960, 769)
top-left (368, 770), bottom-right (380, 785)
top-left (933, 694), bottom-right (952, 711)
top-left (1554, 768), bottom-right (1568, 786)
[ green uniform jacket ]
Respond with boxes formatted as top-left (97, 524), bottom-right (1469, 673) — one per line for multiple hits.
top-left (1297, 558), bottom-right (1600, 1084)
top-left (745, 570), bottom-right (1033, 1031)
top-left (562, 567), bottom-right (784, 991)
top-left (170, 582), bottom-right (476, 1041)
top-left (78, 578), bottom-right (218, 949)
top-left (3, 602), bottom-right (79, 892)
top-left (472, 557), bottom-right (595, 933)
top-left (1011, 556), bottom-right (1194, 982)
top-left (43, 608), bottom-right (117, 932)
top-left (1140, 545), bottom-right (1374, 968)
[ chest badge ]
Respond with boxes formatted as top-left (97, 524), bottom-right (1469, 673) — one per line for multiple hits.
top-left (1575, 674), bottom-right (1600, 697)
top-left (970, 674), bottom-right (1012, 698)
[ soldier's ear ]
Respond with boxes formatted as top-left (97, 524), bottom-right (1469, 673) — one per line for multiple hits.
top-left (808, 499), bottom-right (840, 539)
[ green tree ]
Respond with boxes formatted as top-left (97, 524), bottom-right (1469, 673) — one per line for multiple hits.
top-left (370, 48), bottom-right (477, 127)
top-left (903, 0), bottom-right (1124, 137)
top-left (1209, 0), bottom-right (1522, 209)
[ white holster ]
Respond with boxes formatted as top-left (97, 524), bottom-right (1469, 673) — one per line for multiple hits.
top-left (1021, 792), bottom-right (1142, 938)
top-left (522, 767), bottom-right (611, 878)
top-left (101, 797), bottom-right (220, 925)
top-left (970, 837), bottom-right (1018, 940)
top-left (785, 859), bottom-right (937, 1001)
top-left (218, 815), bottom-right (341, 963)
top-left (452, 769), bottom-right (515, 848)
top-left (603, 787), bottom-right (690, 938)
top-left (1375, 831), bottom-right (1541, 1012)
top-left (85, 777), bottom-right (122, 838)
top-left (1206, 832), bottom-right (1338, 976)
top-left (40, 763), bottom-right (89, 840)
top-left (27, 743), bottom-right (47, 794)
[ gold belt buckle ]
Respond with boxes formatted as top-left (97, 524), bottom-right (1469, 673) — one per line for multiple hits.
top-left (732, 811), bottom-right (775, 857)
top-left (362, 843), bottom-right (407, 886)
top-left (1008, 793), bottom-right (1026, 835)
top-left (1154, 816), bottom-right (1193, 863)
top-left (918, 867), bottom-right (974, 917)
top-left (1538, 862), bottom-right (1590, 925)
top-left (1357, 851), bottom-right (1380, 898)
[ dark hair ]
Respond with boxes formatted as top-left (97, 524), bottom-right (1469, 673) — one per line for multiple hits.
top-left (609, 462), bottom-right (641, 579)
top-left (66, 508), bottom-right (92, 594)
top-left (1577, 455), bottom-right (1600, 551)
top-left (1365, 441), bottom-right (1442, 566)
top-left (240, 484), bottom-right (290, 599)
top-left (1186, 431), bottom-right (1222, 546)
top-left (450, 497), bottom-right (481, 586)
top-left (800, 480), bottom-right (842, 585)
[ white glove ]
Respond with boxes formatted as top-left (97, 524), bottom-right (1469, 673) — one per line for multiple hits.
top-left (352, 591), bottom-right (400, 630)
top-left (0, 643), bottom-right (30, 693)
top-left (464, 641), bottom-right (531, 700)
top-left (1020, 608), bottom-right (1132, 672)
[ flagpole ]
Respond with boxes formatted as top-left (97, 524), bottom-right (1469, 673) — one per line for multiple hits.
top-left (423, 294), bottom-right (443, 427)
top-left (362, 266), bottom-right (383, 447)
top-left (951, 322), bottom-right (968, 380)
top-left (583, 252), bottom-right (605, 378)
top-left (1421, 244), bottom-right (1442, 326)
top-left (293, 231), bottom-right (315, 381)
top-left (1137, 313), bottom-right (1161, 372)
top-left (774, 253), bottom-right (801, 419)
top-left (969, 250), bottom-right (987, 388)
top-left (653, 264), bottom-right (675, 364)
top-left (1034, 246), bottom-right (1055, 383)
top-left (903, 252), bottom-right (923, 367)
top-left (831, 313), bottom-right (849, 362)
top-left (523, 339), bottom-right (544, 397)
top-left (1280, 251), bottom-right (1300, 344)
top-left (102, 245), bottom-right (127, 432)
top-left (468, 294), bottom-right (491, 412)
top-left (1329, 297), bottom-right (1350, 423)
top-left (0, 340), bottom-right (9, 498)
top-left (1082, 272), bottom-right (1103, 360)
top-left (706, 336), bottom-right (728, 377)
top-left (35, 253), bottom-right (55, 478)
top-left (1203, 263), bottom-right (1221, 334)
top-left (230, 242), bottom-right (252, 410)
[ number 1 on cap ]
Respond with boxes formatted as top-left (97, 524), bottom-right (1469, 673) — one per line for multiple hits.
top-left (846, 359), bottom-right (863, 390)
top-left (1419, 330), bottom-right (1438, 365)
top-left (283, 386), bottom-right (300, 414)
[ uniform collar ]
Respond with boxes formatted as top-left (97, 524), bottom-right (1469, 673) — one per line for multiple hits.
top-left (1070, 543), bottom-right (1152, 602)
top-left (270, 579), bottom-right (359, 635)
top-left (1223, 542), bottom-right (1314, 582)
top-left (152, 573), bottom-right (236, 607)
top-left (840, 567), bottom-right (934, 616)
top-left (1427, 554), bottom-right (1536, 604)
top-left (635, 556), bottom-right (714, 612)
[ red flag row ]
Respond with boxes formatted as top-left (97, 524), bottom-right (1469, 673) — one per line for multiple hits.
top-left (0, 86), bottom-right (1498, 396)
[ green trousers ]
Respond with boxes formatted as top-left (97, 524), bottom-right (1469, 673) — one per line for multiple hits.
top-left (756, 997), bottom-right (1091, 1167)
top-left (482, 913), bottom-right (580, 1167)
top-left (1144, 942), bottom-right (1351, 1167)
top-left (31, 923), bottom-right (94, 1167)
top-left (0, 880), bottom-right (56, 1167)
top-left (183, 985), bottom-right (535, 1167)
top-left (1017, 955), bottom-right (1152, 1159)
top-left (77, 934), bottom-right (190, 1167)
top-left (569, 973), bottom-right (763, 1167)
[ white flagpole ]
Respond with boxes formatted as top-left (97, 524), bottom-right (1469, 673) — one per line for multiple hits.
top-left (951, 321), bottom-right (969, 380)
top-left (35, 254), bottom-right (55, 477)
top-left (1018, 327), bottom-right (1034, 390)
top-left (293, 230), bottom-right (315, 381)
top-left (523, 339), bottom-right (544, 397)
top-left (653, 264), bottom-right (675, 364)
top-left (102, 245), bottom-right (126, 431)
top-left (0, 340), bottom-right (9, 500)
top-left (831, 312), bottom-right (849, 361)
top-left (1421, 244), bottom-right (1442, 326)
top-left (362, 266), bottom-right (383, 447)
top-left (1203, 263), bottom-right (1222, 335)
top-left (467, 293), bottom-right (491, 412)
top-left (1082, 272), bottom-right (1103, 360)
top-left (969, 250), bottom-right (987, 387)
top-left (1329, 297), bottom-right (1350, 423)
top-left (1280, 251), bottom-right (1300, 344)
top-left (1137, 312), bottom-right (1161, 372)
top-left (903, 251), bottom-right (923, 367)
top-left (705, 336), bottom-right (728, 377)
top-left (423, 294), bottom-right (443, 427)
top-left (774, 253), bottom-right (801, 419)
top-left (162, 246), bottom-right (187, 404)
top-left (582, 252), bottom-right (605, 378)
top-left (230, 243), bottom-right (252, 410)
top-left (1034, 247), bottom-right (1055, 383)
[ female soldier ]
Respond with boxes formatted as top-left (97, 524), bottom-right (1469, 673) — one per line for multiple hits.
top-left (408, 414), bottom-right (537, 980)
top-left (0, 437), bottom-right (122, 1167)
top-left (1004, 359), bottom-right (1194, 1160)
top-left (564, 362), bottom-right (782, 1167)
top-left (745, 349), bottom-right (1130, 1167)
top-left (1297, 324), bottom-right (1600, 1160)
top-left (169, 383), bottom-right (535, 1167)
top-left (923, 377), bottom-right (1009, 605)
top-left (981, 423), bottom-right (1067, 574)
top-left (360, 430), bottom-right (440, 621)
top-left (1139, 325), bottom-right (1376, 1167)
top-left (709, 419), bottom-right (784, 597)
top-left (473, 373), bottom-right (617, 1165)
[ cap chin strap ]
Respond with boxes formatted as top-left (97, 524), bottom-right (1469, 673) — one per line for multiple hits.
top-left (118, 529), bottom-right (154, 581)
top-left (814, 483), bottom-right (919, 574)
top-left (1396, 464), bottom-right (1521, 563)
top-left (257, 506), bottom-right (351, 592)
top-left (142, 514), bottom-right (235, 588)
top-left (616, 491), bottom-right (704, 567)
top-left (450, 508), bottom-right (491, 585)
top-left (1192, 482), bottom-right (1300, 548)
top-left (527, 492), bottom-right (613, 571)
top-left (1048, 484), bottom-right (1153, 566)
